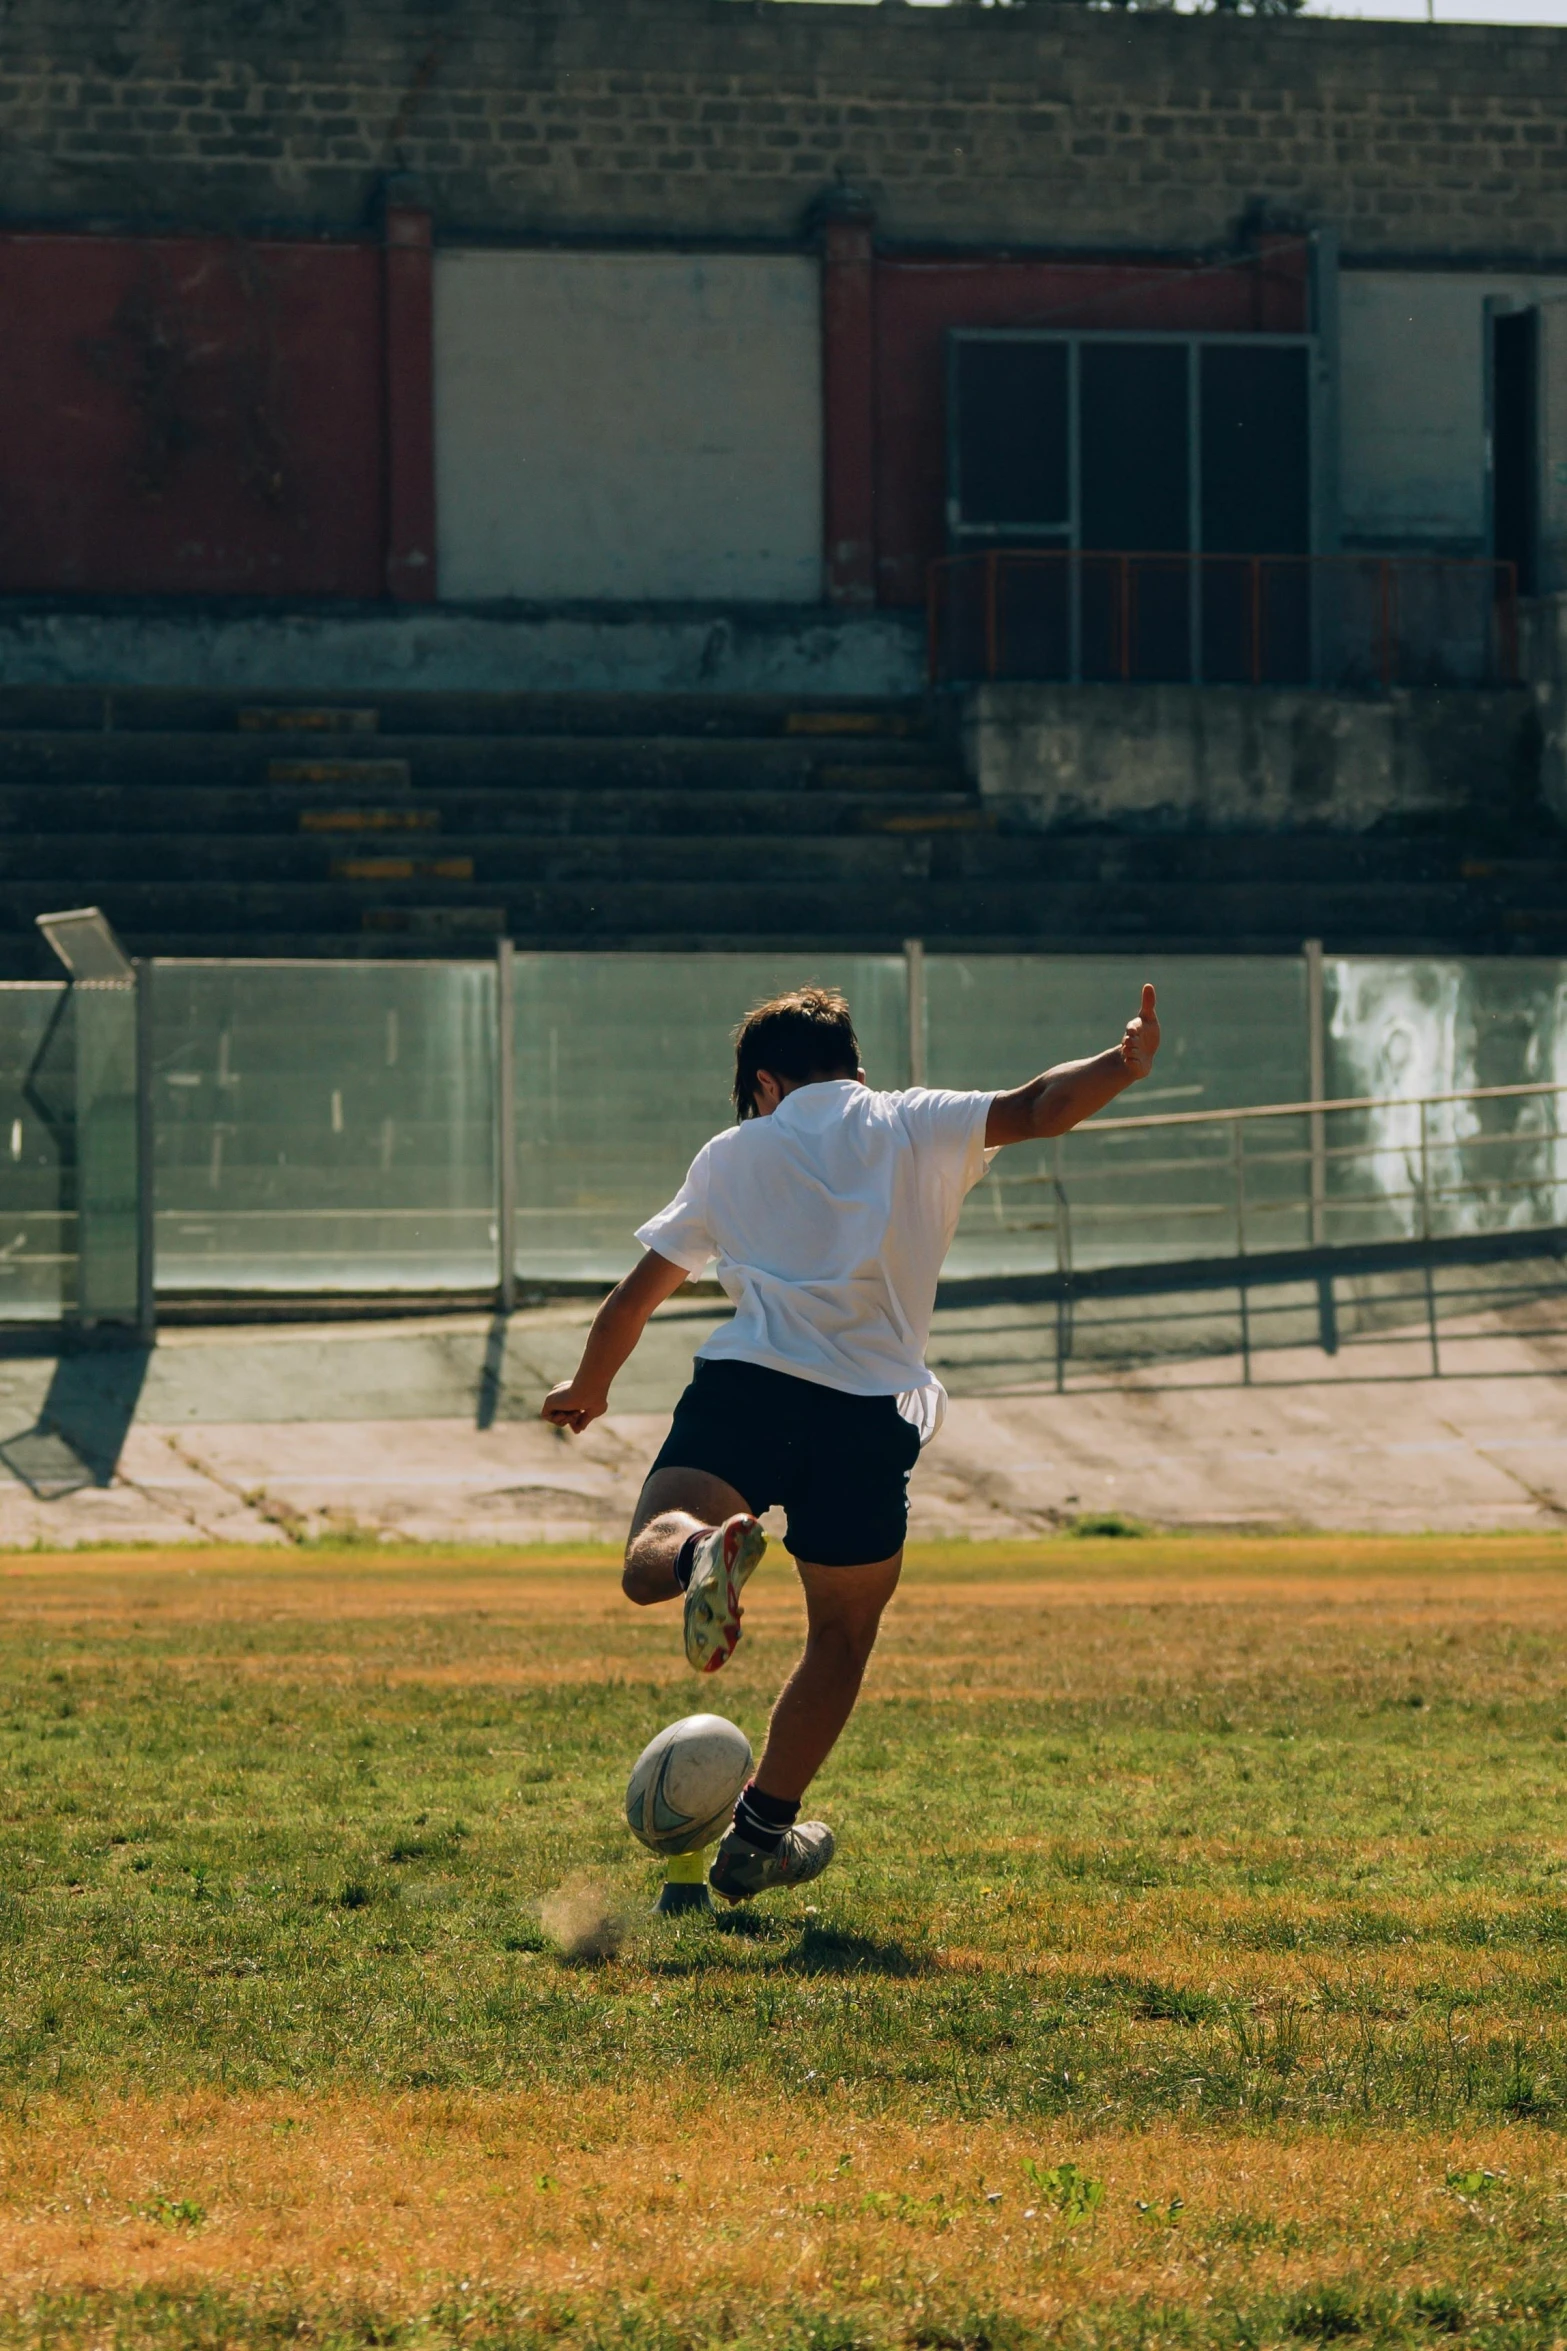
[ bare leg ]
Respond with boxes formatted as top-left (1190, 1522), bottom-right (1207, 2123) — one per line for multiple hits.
top-left (752, 1553), bottom-right (902, 1804)
top-left (622, 1465), bottom-right (752, 1606)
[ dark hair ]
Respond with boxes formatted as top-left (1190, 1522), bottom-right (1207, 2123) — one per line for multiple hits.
top-left (732, 987), bottom-right (861, 1121)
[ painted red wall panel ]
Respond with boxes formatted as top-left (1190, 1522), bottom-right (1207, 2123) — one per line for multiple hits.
top-left (873, 248), bottom-right (1310, 607)
top-left (0, 235), bottom-right (384, 597)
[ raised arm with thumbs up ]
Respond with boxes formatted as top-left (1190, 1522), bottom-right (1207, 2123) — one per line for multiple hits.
top-left (984, 981), bottom-right (1162, 1148)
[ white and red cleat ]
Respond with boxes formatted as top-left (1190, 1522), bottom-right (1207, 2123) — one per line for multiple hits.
top-left (682, 1513), bottom-right (767, 1674)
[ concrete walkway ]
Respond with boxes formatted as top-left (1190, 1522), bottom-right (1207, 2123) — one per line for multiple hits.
top-left (2, 1282), bottom-right (1565, 1547)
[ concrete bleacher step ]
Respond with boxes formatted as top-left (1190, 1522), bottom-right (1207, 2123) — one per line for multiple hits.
top-left (0, 730), bottom-right (961, 795)
top-left (4, 859), bottom-right (1560, 943)
top-left (809, 763), bottom-right (961, 793)
top-left (0, 828), bottom-right (939, 887)
top-left (1, 682), bottom-right (1564, 971)
top-left (782, 710), bottom-right (921, 737)
top-left (266, 757), bottom-right (412, 792)
top-left (0, 783), bottom-right (977, 840)
top-left (0, 685), bottom-right (943, 741)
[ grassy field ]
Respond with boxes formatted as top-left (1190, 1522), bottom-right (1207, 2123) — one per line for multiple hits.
top-left (0, 1535), bottom-right (1564, 2346)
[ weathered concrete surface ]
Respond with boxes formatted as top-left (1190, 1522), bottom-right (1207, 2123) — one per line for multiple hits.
top-left (1523, 592), bottom-right (1567, 829)
top-left (968, 683), bottom-right (1539, 835)
top-left (0, 606), bottom-right (924, 700)
top-left (3, 1292), bottom-right (1566, 1548)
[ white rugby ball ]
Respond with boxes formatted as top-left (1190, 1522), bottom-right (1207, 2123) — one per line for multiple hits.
top-left (625, 1713), bottom-right (753, 1857)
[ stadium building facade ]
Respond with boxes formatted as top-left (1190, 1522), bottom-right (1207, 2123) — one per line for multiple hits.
top-left (0, 0), bottom-right (1565, 962)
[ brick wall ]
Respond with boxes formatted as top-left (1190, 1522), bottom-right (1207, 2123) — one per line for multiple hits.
top-left (1, 0), bottom-right (1564, 262)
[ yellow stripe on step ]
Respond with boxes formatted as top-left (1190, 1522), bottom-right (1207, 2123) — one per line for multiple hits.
top-left (301, 809), bottom-right (439, 833)
top-left (332, 857), bottom-right (473, 881)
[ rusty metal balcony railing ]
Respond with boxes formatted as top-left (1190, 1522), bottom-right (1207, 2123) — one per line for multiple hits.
top-left (927, 549), bottom-right (1520, 692)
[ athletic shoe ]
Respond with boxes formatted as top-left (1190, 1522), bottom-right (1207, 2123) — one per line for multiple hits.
top-left (682, 1512), bottom-right (767, 1675)
top-left (709, 1820), bottom-right (835, 1903)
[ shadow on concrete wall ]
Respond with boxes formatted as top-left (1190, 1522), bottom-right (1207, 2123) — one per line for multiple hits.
top-left (0, 1341), bottom-right (151, 1497)
top-left (476, 1311), bottom-right (508, 1431)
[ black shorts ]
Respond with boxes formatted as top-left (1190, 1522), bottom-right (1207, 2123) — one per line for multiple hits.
top-left (649, 1358), bottom-right (922, 1567)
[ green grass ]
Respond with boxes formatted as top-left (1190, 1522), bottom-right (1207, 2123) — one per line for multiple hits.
top-left (0, 1536), bottom-right (1564, 2345)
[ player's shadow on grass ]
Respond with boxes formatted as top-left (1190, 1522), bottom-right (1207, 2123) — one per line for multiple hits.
top-left (782, 1920), bottom-right (931, 1977)
top-left (708, 1913), bottom-right (930, 1976)
top-left (0, 1337), bottom-right (151, 1497)
top-left (643, 1917), bottom-right (929, 1979)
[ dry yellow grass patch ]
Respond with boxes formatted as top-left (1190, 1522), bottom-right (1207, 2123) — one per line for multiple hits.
top-left (4, 1534), bottom-right (1567, 1708)
top-left (0, 2090), bottom-right (1544, 2318)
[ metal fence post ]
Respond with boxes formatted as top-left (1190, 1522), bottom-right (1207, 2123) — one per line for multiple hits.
top-left (1232, 1117), bottom-right (1251, 1383)
top-left (496, 937), bottom-right (516, 1313)
top-left (904, 938), bottom-right (926, 1088)
top-left (1417, 1096), bottom-right (1432, 1243)
top-left (1418, 1094), bottom-right (1440, 1376)
top-left (134, 958), bottom-right (156, 1345)
top-left (1304, 935), bottom-right (1335, 1353)
top-left (1053, 1135), bottom-right (1073, 1393)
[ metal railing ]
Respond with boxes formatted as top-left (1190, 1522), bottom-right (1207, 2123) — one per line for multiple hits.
top-left (927, 549), bottom-right (1521, 691)
top-left (942, 1075), bottom-right (1567, 1384)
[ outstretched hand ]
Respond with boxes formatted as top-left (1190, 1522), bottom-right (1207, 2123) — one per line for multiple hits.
top-left (1120, 983), bottom-right (1160, 1081)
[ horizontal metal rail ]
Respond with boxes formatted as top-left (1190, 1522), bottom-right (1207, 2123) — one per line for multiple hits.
top-left (935, 1222), bottom-right (1567, 1313)
top-left (950, 1074), bottom-right (1567, 1380)
top-left (1088, 1076), bottom-right (1567, 1133)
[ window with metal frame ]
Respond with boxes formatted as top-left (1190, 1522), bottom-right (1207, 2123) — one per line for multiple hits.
top-left (946, 330), bottom-right (1314, 684)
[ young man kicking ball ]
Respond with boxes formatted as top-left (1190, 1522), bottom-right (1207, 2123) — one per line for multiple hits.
top-left (542, 982), bottom-right (1161, 1903)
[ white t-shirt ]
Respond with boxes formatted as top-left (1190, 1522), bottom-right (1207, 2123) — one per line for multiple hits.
top-left (635, 1080), bottom-right (996, 1437)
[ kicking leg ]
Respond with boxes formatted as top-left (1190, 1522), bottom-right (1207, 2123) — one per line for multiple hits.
top-left (711, 1550), bottom-right (901, 1902)
top-left (622, 1467), bottom-right (751, 1605)
top-left (622, 1465), bottom-right (768, 1676)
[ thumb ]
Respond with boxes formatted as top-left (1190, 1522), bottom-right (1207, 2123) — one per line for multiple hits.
top-left (1140, 982), bottom-right (1157, 1021)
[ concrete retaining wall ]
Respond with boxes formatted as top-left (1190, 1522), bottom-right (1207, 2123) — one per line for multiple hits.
top-left (1522, 591), bottom-right (1567, 826)
top-left (967, 682), bottom-right (1540, 833)
top-left (0, 603), bottom-right (925, 697)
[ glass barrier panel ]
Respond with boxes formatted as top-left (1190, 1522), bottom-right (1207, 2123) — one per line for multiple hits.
top-left (75, 980), bottom-right (140, 1323)
top-left (1326, 957), bottom-right (1567, 1245)
top-left (512, 953), bottom-right (909, 1283)
top-left (0, 982), bottom-right (73, 1322)
top-left (928, 954), bottom-right (1310, 1276)
top-left (152, 961), bottom-right (497, 1293)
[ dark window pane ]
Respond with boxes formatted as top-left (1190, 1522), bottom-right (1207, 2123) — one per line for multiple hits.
top-left (1200, 344), bottom-right (1310, 556)
top-left (1079, 342), bottom-right (1189, 553)
top-left (952, 340), bottom-right (1069, 529)
top-left (1493, 309), bottom-right (1538, 595)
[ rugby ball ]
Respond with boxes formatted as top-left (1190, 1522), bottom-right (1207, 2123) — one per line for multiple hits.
top-left (625, 1713), bottom-right (753, 1857)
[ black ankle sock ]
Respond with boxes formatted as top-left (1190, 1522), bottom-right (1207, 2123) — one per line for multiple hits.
top-left (733, 1781), bottom-right (800, 1855)
top-left (672, 1530), bottom-right (705, 1593)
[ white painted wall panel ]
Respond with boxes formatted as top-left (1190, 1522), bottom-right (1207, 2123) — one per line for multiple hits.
top-left (1340, 270), bottom-right (1567, 557)
top-left (435, 251), bottom-right (822, 603)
